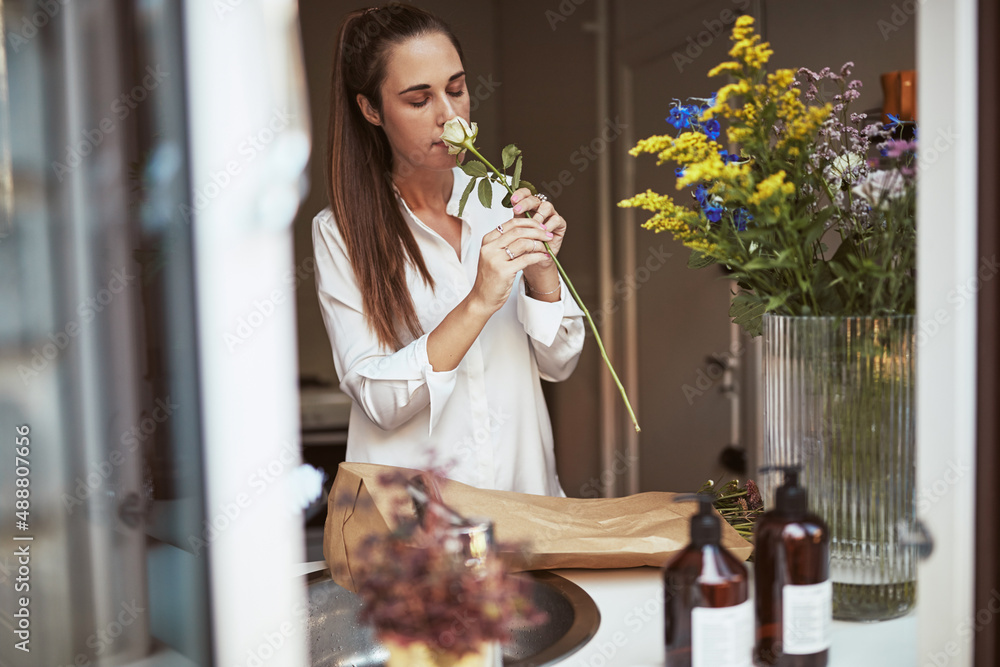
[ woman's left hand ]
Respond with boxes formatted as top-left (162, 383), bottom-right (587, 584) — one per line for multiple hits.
top-left (510, 187), bottom-right (565, 269)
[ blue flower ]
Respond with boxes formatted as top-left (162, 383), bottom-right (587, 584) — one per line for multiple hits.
top-left (693, 183), bottom-right (710, 207)
top-left (701, 119), bottom-right (721, 141)
top-left (667, 103), bottom-right (693, 130)
top-left (732, 208), bottom-right (753, 232)
top-left (703, 202), bottom-right (724, 223)
top-left (675, 166), bottom-right (687, 180)
top-left (884, 113), bottom-right (902, 129)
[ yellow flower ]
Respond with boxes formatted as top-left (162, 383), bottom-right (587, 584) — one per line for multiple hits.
top-left (732, 15), bottom-right (756, 40)
top-left (628, 134), bottom-right (675, 160)
top-left (618, 189), bottom-right (708, 252)
top-left (748, 171), bottom-right (796, 208)
top-left (708, 61), bottom-right (742, 78)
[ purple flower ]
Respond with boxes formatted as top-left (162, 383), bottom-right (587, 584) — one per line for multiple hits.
top-left (883, 139), bottom-right (918, 159)
top-left (732, 208), bottom-right (753, 232)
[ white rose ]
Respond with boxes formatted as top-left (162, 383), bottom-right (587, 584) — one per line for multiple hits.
top-left (440, 116), bottom-right (478, 155)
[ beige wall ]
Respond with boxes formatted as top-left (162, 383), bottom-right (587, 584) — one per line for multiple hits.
top-left (293, 0), bottom-right (914, 496)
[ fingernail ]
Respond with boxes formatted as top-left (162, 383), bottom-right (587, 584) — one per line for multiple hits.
top-left (511, 194), bottom-right (520, 203)
top-left (513, 205), bottom-right (522, 213)
top-left (547, 232), bottom-right (554, 238)
top-left (539, 223), bottom-right (547, 230)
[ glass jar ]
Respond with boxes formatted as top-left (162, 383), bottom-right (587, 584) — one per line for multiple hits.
top-left (760, 314), bottom-right (916, 621)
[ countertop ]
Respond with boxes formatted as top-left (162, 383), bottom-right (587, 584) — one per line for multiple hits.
top-left (550, 567), bottom-right (917, 667)
top-left (296, 561), bottom-right (917, 666)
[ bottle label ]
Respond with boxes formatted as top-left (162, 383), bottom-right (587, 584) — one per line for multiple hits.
top-left (782, 580), bottom-right (833, 655)
top-left (691, 599), bottom-right (753, 667)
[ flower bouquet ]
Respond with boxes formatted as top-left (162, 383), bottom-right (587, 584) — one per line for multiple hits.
top-left (620, 15), bottom-right (921, 622)
top-left (620, 15), bottom-right (916, 335)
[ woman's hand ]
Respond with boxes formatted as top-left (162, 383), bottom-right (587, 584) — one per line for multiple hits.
top-left (470, 214), bottom-right (555, 314)
top-left (510, 188), bottom-right (564, 300)
top-left (510, 188), bottom-right (565, 264)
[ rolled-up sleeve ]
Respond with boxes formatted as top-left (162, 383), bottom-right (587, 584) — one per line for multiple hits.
top-left (515, 275), bottom-right (585, 382)
top-left (313, 210), bottom-right (458, 434)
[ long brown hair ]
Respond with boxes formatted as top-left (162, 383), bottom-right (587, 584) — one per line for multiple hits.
top-left (326, 4), bottom-right (465, 351)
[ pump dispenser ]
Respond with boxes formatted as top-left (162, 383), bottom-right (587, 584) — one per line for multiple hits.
top-left (754, 467), bottom-right (831, 666)
top-left (664, 493), bottom-right (752, 667)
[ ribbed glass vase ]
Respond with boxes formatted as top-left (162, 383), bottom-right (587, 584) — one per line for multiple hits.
top-left (760, 314), bottom-right (916, 622)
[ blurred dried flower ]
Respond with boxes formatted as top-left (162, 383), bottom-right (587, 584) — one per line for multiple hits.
top-left (353, 472), bottom-right (545, 656)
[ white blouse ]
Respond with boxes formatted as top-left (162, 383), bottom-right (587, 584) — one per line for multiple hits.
top-left (312, 166), bottom-right (585, 496)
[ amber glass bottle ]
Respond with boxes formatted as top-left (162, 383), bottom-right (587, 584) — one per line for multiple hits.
top-left (664, 494), bottom-right (752, 667)
top-left (754, 468), bottom-right (831, 666)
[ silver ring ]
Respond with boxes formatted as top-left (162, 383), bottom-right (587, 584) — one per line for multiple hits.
top-left (536, 193), bottom-right (549, 202)
top-left (504, 248), bottom-right (515, 261)
top-left (496, 224), bottom-right (504, 234)
top-left (532, 240), bottom-right (538, 252)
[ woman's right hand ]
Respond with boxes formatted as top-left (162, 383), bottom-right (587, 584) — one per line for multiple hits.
top-left (470, 216), bottom-right (556, 314)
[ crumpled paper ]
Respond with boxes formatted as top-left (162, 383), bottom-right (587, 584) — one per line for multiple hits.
top-left (324, 462), bottom-right (753, 593)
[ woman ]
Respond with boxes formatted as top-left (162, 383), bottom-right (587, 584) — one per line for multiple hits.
top-left (313, 5), bottom-right (584, 496)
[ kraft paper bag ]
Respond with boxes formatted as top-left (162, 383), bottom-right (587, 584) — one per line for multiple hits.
top-left (324, 462), bottom-right (753, 593)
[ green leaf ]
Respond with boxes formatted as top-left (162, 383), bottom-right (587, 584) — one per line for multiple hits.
top-left (458, 176), bottom-right (477, 217)
top-left (688, 250), bottom-right (715, 269)
top-left (729, 291), bottom-right (767, 337)
top-left (513, 155), bottom-right (523, 191)
top-left (519, 179), bottom-right (538, 195)
top-left (460, 160), bottom-right (488, 178)
top-left (502, 144), bottom-right (521, 170)
top-left (478, 178), bottom-right (493, 208)
top-left (764, 293), bottom-right (789, 311)
top-left (502, 191), bottom-right (513, 208)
